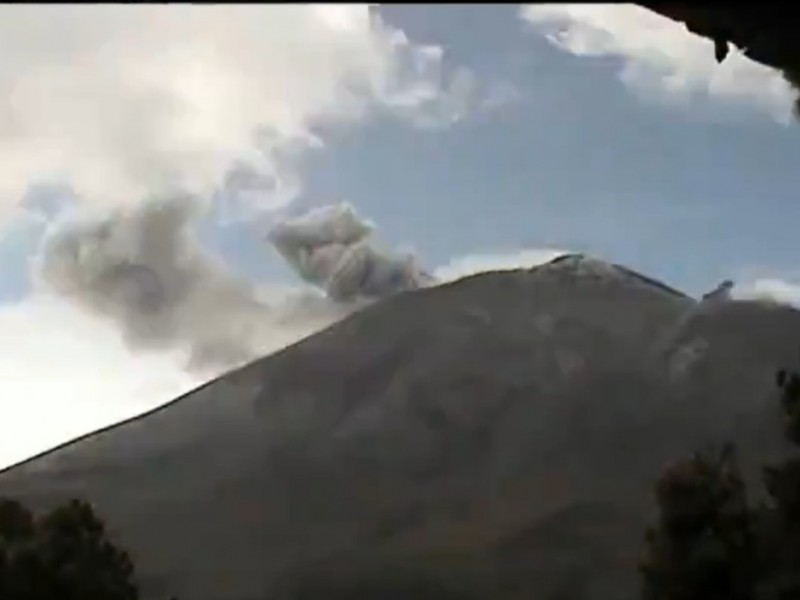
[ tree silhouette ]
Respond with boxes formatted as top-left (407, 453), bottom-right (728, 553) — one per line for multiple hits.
top-left (640, 445), bottom-right (756, 600)
top-left (0, 498), bottom-right (140, 600)
top-left (752, 362), bottom-right (800, 599)
top-left (641, 352), bottom-right (800, 600)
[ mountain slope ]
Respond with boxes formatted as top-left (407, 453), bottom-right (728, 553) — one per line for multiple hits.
top-left (0, 255), bottom-right (796, 600)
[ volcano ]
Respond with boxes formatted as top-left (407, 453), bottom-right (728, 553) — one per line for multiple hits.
top-left (1, 254), bottom-right (797, 600)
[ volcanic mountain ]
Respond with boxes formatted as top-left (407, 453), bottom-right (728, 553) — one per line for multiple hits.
top-left (1, 254), bottom-right (797, 600)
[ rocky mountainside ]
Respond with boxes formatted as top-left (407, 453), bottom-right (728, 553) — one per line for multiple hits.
top-left (1, 254), bottom-right (799, 600)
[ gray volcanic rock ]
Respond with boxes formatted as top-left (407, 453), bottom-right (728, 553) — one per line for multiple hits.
top-left (0, 254), bottom-right (797, 600)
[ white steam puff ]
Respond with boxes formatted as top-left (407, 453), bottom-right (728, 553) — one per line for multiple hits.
top-left (267, 203), bottom-right (436, 301)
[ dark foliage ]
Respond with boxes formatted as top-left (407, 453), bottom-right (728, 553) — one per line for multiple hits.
top-left (640, 446), bottom-right (755, 600)
top-left (754, 361), bottom-right (800, 600)
top-left (641, 352), bottom-right (800, 600)
top-left (0, 498), bottom-right (141, 600)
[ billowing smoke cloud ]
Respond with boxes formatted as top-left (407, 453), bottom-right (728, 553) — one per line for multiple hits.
top-left (35, 192), bottom-right (570, 379)
top-left (37, 198), bottom-right (358, 375)
top-left (267, 204), bottom-right (435, 301)
top-left (36, 199), bottom-right (441, 376)
top-left (1, 3), bottom-right (491, 376)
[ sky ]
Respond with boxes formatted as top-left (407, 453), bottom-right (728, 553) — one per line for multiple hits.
top-left (1, 4), bottom-right (800, 468)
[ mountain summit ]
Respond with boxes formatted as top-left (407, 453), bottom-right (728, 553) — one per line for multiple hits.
top-left (1, 256), bottom-right (797, 600)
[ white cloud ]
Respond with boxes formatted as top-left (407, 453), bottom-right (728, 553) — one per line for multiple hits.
top-left (434, 248), bottom-right (567, 283)
top-left (733, 278), bottom-right (800, 307)
top-left (0, 285), bottom-right (355, 469)
top-left (519, 4), bottom-right (795, 120)
top-left (0, 5), bottom-right (477, 221)
top-left (0, 294), bottom-right (196, 468)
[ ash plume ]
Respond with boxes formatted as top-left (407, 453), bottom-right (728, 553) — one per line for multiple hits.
top-left (37, 197), bottom-right (354, 375)
top-left (36, 199), bottom-right (436, 375)
top-left (267, 204), bottom-right (435, 301)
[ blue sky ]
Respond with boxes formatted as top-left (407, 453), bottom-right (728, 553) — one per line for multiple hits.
top-left (297, 5), bottom-right (800, 297)
top-left (142, 5), bottom-right (800, 297)
top-left (4, 5), bottom-right (800, 301)
top-left (1, 4), bottom-right (800, 466)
